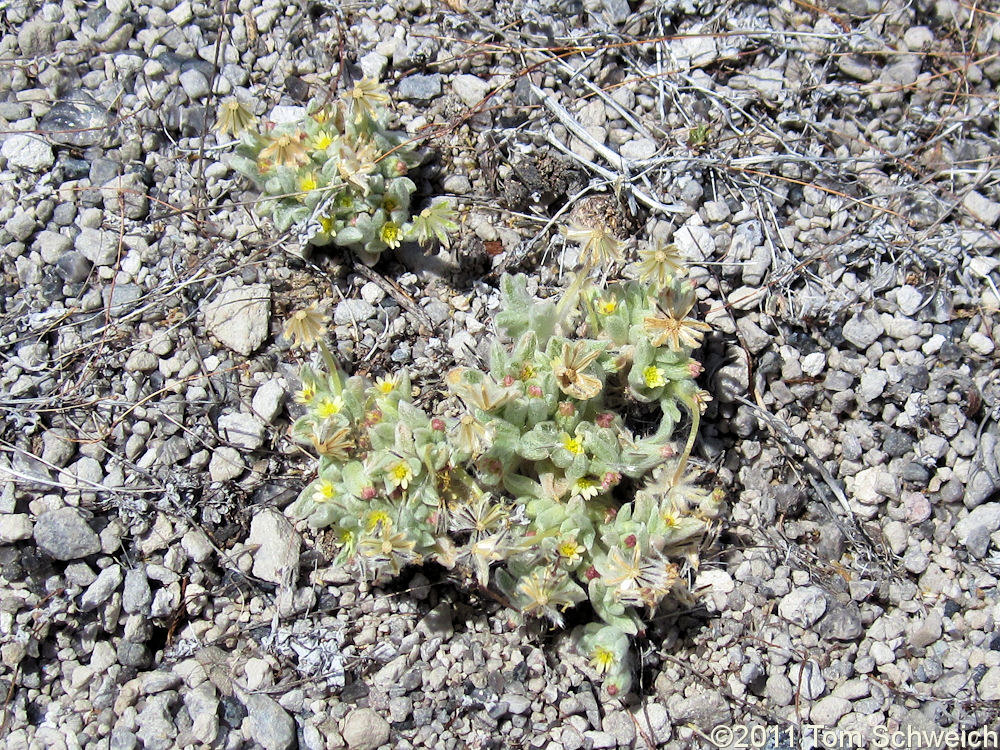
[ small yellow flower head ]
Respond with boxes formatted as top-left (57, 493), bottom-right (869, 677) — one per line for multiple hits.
top-left (294, 382), bottom-right (316, 405)
top-left (284, 303), bottom-right (328, 349)
top-left (214, 98), bottom-right (256, 137)
top-left (298, 172), bottom-right (318, 195)
top-left (643, 366), bottom-right (666, 389)
top-left (590, 646), bottom-right (618, 675)
top-left (389, 461), bottom-right (413, 490)
top-left (661, 507), bottom-right (679, 528)
top-left (374, 374), bottom-right (398, 395)
top-left (557, 537), bottom-right (583, 564)
top-left (597, 298), bottom-right (617, 315)
top-left (562, 434), bottom-right (584, 456)
top-left (312, 479), bottom-right (336, 504)
top-left (572, 476), bottom-right (601, 500)
top-left (311, 131), bottom-right (334, 151)
top-left (315, 396), bottom-right (344, 419)
top-left (319, 214), bottom-right (335, 235)
top-left (379, 221), bottom-right (402, 249)
top-left (366, 509), bottom-right (392, 531)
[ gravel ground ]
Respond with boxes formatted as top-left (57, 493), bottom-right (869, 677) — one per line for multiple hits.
top-left (2, 0), bottom-right (1000, 748)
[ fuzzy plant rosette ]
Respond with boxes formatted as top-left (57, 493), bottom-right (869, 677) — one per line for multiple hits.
top-left (215, 80), bottom-right (457, 263)
top-left (282, 222), bottom-right (721, 695)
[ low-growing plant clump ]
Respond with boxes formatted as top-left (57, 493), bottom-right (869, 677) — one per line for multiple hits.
top-left (283, 222), bottom-right (721, 695)
top-left (216, 80), bottom-right (456, 262)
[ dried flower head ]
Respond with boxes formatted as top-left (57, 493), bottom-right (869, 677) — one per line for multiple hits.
top-left (284, 303), bottom-right (328, 349)
top-left (552, 341), bottom-right (604, 400)
top-left (259, 131), bottom-right (310, 169)
top-left (636, 241), bottom-right (684, 289)
top-left (345, 78), bottom-right (390, 123)
top-left (562, 222), bottom-right (624, 269)
top-left (214, 98), bottom-right (256, 137)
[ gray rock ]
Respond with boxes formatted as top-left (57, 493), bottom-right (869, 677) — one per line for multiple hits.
top-left (452, 74), bottom-right (490, 107)
top-left (778, 586), bottom-right (827, 628)
top-left (245, 693), bottom-right (296, 750)
top-left (135, 694), bottom-right (177, 750)
top-left (2, 133), bottom-right (55, 171)
top-left (953, 503), bottom-right (1000, 553)
top-left (670, 688), bottom-right (731, 730)
top-left (842, 310), bottom-right (884, 349)
top-left (858, 370), bottom-right (888, 402)
top-left (252, 380), bottom-right (285, 423)
top-left (818, 603), bottom-right (863, 641)
top-left (910, 612), bottom-right (942, 648)
top-left (810, 696), bottom-right (851, 725)
top-left (967, 433), bottom-right (1000, 508)
top-left (75, 227), bottom-right (119, 266)
top-left (397, 74), bottom-right (441, 100)
top-left (51, 250), bottom-right (89, 284)
top-left (341, 708), bottom-right (390, 750)
top-left (248, 509), bottom-right (301, 585)
top-left (416, 603), bottom-right (453, 639)
top-left (6, 209), bottom-right (36, 242)
top-left (218, 412), bottom-right (265, 451)
top-left (105, 284), bottom-right (143, 317)
top-left (765, 673), bottom-right (793, 706)
top-left (0, 514), bottom-right (33, 543)
top-left (80, 564), bottom-right (123, 611)
top-left (209, 446), bottom-right (246, 482)
top-left (123, 565), bottom-right (152, 614)
top-left (963, 190), bottom-right (1000, 226)
top-left (184, 684), bottom-right (220, 745)
top-left (896, 285), bottom-right (923, 316)
top-left (979, 666), bottom-right (1000, 701)
top-left (39, 90), bottom-right (110, 147)
top-left (36, 230), bottom-right (72, 262)
top-left (788, 661), bottom-right (825, 700)
top-left (202, 281), bottom-right (271, 356)
top-left (179, 69), bottom-right (210, 100)
top-left (41, 429), bottom-right (76, 467)
top-left (33, 507), bottom-right (101, 560)
top-left (334, 298), bottom-right (376, 325)
top-left (620, 138), bottom-right (657, 160)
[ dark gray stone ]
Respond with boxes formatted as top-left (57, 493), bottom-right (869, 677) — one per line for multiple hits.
top-left (33, 507), bottom-right (101, 560)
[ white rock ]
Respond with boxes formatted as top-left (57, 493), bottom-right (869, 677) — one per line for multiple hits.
top-left (963, 190), bottom-right (1000, 226)
top-left (269, 105), bottom-right (307, 124)
top-left (202, 281), bottom-right (271, 355)
top-left (2, 133), bottom-right (54, 170)
top-left (852, 466), bottom-right (898, 505)
top-left (858, 370), bottom-right (888, 402)
top-left (968, 331), bottom-right (995, 355)
top-left (895, 285), bottom-right (923, 316)
top-left (217, 412), bottom-right (265, 451)
top-left (801, 352), bottom-right (826, 377)
top-left (809, 696), bottom-right (850, 725)
top-left (0, 513), bottom-right (33, 543)
top-left (252, 379), bottom-right (285, 423)
top-left (979, 666), bottom-right (1000, 700)
top-left (452, 74), bottom-right (490, 107)
top-left (619, 138), bottom-right (657, 161)
top-left (778, 586), bottom-right (827, 628)
top-left (209, 446), bottom-right (245, 482)
top-left (248, 509), bottom-right (300, 585)
top-left (341, 708), bottom-right (390, 750)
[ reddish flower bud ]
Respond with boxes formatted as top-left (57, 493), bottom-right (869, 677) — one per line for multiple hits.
top-left (528, 385), bottom-right (543, 398)
top-left (660, 444), bottom-right (676, 458)
top-left (558, 402), bottom-right (574, 417)
top-left (624, 534), bottom-right (637, 548)
top-left (596, 412), bottom-right (615, 428)
top-left (688, 360), bottom-right (704, 377)
top-left (585, 566), bottom-right (600, 581)
top-left (431, 418), bottom-right (446, 431)
top-left (604, 507), bottom-right (618, 523)
top-left (361, 486), bottom-right (376, 500)
top-left (601, 471), bottom-right (621, 489)
top-left (607, 684), bottom-right (619, 696)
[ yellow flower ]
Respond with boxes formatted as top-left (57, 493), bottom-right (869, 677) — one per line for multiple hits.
top-left (557, 537), bottom-right (583, 564)
top-left (311, 132), bottom-right (334, 151)
top-left (379, 221), bottom-right (401, 249)
top-left (572, 476), bottom-right (600, 500)
top-left (319, 214), bottom-right (335, 235)
top-left (214, 98), bottom-right (255, 136)
top-left (597, 298), bottom-right (617, 315)
top-left (284, 303), bottom-right (328, 349)
top-left (366, 509), bottom-right (392, 531)
top-left (315, 396), bottom-right (344, 419)
top-left (374, 375), bottom-right (398, 395)
top-left (389, 461), bottom-right (413, 490)
top-left (661, 507), bottom-right (680, 528)
top-left (294, 382), bottom-right (316, 404)
top-left (312, 479), bottom-right (336, 504)
top-left (589, 646), bottom-right (617, 675)
top-left (298, 172), bottom-right (318, 196)
top-left (643, 366), bottom-right (666, 389)
top-left (258, 131), bottom-right (310, 169)
top-left (552, 341), bottom-right (604, 401)
top-left (562, 434), bottom-right (584, 455)
top-left (636, 241), bottom-right (684, 289)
